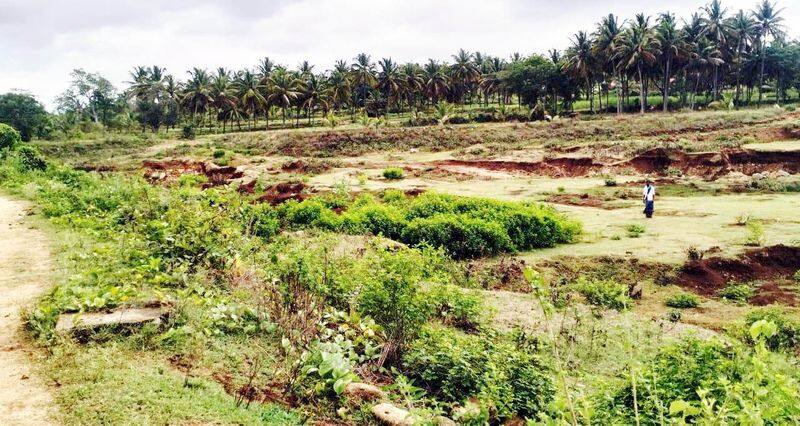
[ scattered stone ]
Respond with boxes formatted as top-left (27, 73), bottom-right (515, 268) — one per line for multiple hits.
top-left (628, 283), bottom-right (643, 299)
top-left (344, 382), bottom-right (386, 401)
top-left (55, 306), bottom-right (170, 333)
top-left (372, 403), bottom-right (415, 426)
top-left (409, 148), bottom-right (419, 153)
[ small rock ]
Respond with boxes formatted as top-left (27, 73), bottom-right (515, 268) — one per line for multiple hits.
top-left (629, 283), bottom-right (643, 299)
top-left (372, 403), bottom-right (415, 426)
top-left (55, 306), bottom-right (170, 333)
top-left (775, 170), bottom-right (789, 177)
top-left (409, 148), bottom-right (419, 154)
top-left (344, 382), bottom-right (386, 401)
top-left (435, 416), bottom-right (457, 426)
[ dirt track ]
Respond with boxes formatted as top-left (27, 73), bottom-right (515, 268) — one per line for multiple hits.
top-left (0, 196), bottom-right (54, 424)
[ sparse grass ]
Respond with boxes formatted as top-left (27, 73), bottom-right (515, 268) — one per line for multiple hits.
top-left (625, 223), bottom-right (645, 238)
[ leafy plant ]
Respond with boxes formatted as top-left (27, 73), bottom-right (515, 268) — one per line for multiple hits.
top-left (665, 292), bottom-right (700, 309)
top-left (744, 220), bottom-right (765, 246)
top-left (718, 283), bottom-right (755, 303)
top-left (382, 167), bottom-right (404, 180)
top-left (625, 223), bottom-right (645, 238)
top-left (0, 123), bottom-right (21, 150)
top-left (575, 277), bottom-right (632, 310)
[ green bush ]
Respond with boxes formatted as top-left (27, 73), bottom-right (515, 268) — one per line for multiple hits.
top-left (665, 292), bottom-right (700, 309)
top-left (0, 123), bottom-right (21, 150)
top-left (423, 283), bottom-right (484, 330)
top-left (402, 214), bottom-right (513, 259)
top-left (241, 203), bottom-right (280, 239)
top-left (341, 203), bottom-right (407, 240)
top-left (599, 338), bottom-right (741, 424)
top-left (278, 199), bottom-right (340, 230)
top-left (382, 167), bottom-right (404, 180)
top-left (180, 124), bottom-right (196, 140)
top-left (743, 308), bottom-right (800, 351)
top-left (402, 326), bottom-right (554, 421)
top-left (718, 283), bottom-right (754, 303)
top-left (356, 247), bottom-right (437, 348)
top-left (14, 145), bottom-right (47, 171)
top-left (575, 277), bottom-right (632, 310)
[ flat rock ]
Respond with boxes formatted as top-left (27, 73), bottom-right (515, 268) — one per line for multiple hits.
top-left (55, 306), bottom-right (169, 333)
top-left (372, 403), bottom-right (415, 426)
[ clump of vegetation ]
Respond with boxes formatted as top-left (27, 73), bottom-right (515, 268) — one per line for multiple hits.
top-left (402, 325), bottom-right (554, 421)
top-left (604, 176), bottom-right (618, 187)
top-left (718, 283), bottom-right (755, 303)
top-left (625, 223), bottom-right (645, 238)
top-left (665, 292), bottom-right (700, 308)
top-left (180, 124), bottom-right (196, 140)
top-left (744, 220), bottom-right (765, 246)
top-left (575, 277), bottom-right (632, 310)
top-left (277, 192), bottom-right (580, 259)
top-left (742, 308), bottom-right (800, 352)
top-left (0, 123), bottom-right (21, 150)
top-left (382, 167), bottom-right (404, 180)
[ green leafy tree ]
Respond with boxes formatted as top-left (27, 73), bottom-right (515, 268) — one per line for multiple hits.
top-left (0, 92), bottom-right (49, 141)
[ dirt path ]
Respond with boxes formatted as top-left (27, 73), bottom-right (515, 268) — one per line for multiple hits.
top-left (0, 196), bottom-right (54, 424)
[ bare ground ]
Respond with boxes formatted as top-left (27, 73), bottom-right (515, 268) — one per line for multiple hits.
top-left (0, 196), bottom-right (54, 424)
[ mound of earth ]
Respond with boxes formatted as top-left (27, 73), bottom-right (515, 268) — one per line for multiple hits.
top-left (437, 148), bottom-right (800, 180)
top-left (142, 160), bottom-right (243, 187)
top-left (677, 245), bottom-right (800, 305)
top-left (256, 182), bottom-right (306, 205)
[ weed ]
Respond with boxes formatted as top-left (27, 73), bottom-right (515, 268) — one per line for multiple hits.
top-left (718, 283), bottom-right (755, 303)
top-left (744, 220), bottom-right (765, 246)
top-left (625, 223), bottom-right (645, 238)
top-left (665, 292), bottom-right (700, 309)
top-left (382, 167), bottom-right (404, 180)
top-left (575, 277), bottom-right (632, 310)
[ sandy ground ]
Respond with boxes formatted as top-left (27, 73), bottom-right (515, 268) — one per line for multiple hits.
top-left (0, 196), bottom-right (54, 425)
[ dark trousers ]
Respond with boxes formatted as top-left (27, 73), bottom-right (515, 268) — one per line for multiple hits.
top-left (644, 200), bottom-right (654, 218)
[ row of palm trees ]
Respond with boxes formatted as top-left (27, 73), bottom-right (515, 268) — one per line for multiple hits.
top-left (124, 0), bottom-right (792, 132)
top-left (565, 0), bottom-right (788, 114)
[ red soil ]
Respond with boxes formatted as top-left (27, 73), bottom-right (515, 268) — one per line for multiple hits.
top-left (437, 148), bottom-right (800, 180)
top-left (256, 182), bottom-right (306, 205)
top-left (142, 160), bottom-right (243, 187)
top-left (677, 245), bottom-right (800, 306)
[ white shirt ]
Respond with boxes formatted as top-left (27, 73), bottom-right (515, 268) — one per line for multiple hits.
top-left (643, 185), bottom-right (655, 202)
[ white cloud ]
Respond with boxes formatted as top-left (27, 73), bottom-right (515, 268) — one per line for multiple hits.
top-left (0, 0), bottom-right (796, 110)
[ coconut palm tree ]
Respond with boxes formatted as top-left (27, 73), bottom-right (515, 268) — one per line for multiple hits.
top-left (258, 57), bottom-right (275, 79)
top-left (594, 14), bottom-right (624, 113)
top-left (752, 0), bottom-right (785, 106)
top-left (424, 60), bottom-right (450, 104)
top-left (657, 13), bottom-right (684, 111)
top-left (450, 49), bottom-right (479, 106)
top-left (701, 0), bottom-right (730, 100)
top-left (265, 68), bottom-right (302, 126)
top-left (565, 31), bottom-right (596, 112)
top-left (301, 74), bottom-right (330, 125)
top-left (210, 68), bottom-right (237, 132)
top-left (182, 68), bottom-right (214, 123)
top-left (614, 14), bottom-right (661, 113)
top-left (233, 70), bottom-right (265, 130)
top-left (351, 53), bottom-right (377, 110)
top-left (400, 63), bottom-right (424, 110)
top-left (727, 10), bottom-right (758, 105)
top-left (377, 58), bottom-right (403, 115)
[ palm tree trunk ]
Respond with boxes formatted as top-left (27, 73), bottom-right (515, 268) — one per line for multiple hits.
top-left (663, 55), bottom-right (672, 113)
top-left (638, 65), bottom-right (645, 114)
top-left (758, 46), bottom-right (767, 107)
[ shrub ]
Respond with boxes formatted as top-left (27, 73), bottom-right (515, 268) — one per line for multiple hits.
top-left (278, 199), bottom-right (340, 230)
top-left (402, 214), bottom-right (513, 259)
top-left (241, 203), bottom-right (280, 239)
top-left (402, 326), bottom-right (553, 421)
top-left (212, 149), bottom-right (226, 159)
top-left (181, 124), bottom-right (196, 140)
top-left (744, 220), bottom-right (764, 246)
top-left (382, 167), bottom-right (404, 180)
top-left (341, 203), bottom-right (407, 240)
top-left (356, 247), bottom-right (435, 351)
top-left (718, 283), bottom-right (754, 303)
top-left (0, 123), bottom-right (21, 150)
top-left (575, 277), bottom-right (632, 310)
top-left (665, 292), bottom-right (700, 309)
top-left (599, 338), bottom-right (741, 424)
top-left (423, 284), bottom-right (484, 330)
top-left (14, 145), bottom-right (47, 171)
top-left (604, 176), bottom-right (618, 187)
top-left (625, 223), bottom-right (645, 238)
top-left (743, 308), bottom-right (800, 351)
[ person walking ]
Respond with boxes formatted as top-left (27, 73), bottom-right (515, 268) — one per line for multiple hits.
top-left (642, 179), bottom-right (655, 218)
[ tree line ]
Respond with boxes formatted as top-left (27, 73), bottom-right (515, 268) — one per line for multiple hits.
top-left (1, 0), bottom-right (798, 138)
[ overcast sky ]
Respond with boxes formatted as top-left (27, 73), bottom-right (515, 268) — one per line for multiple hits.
top-left (1, 0), bottom-right (797, 110)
